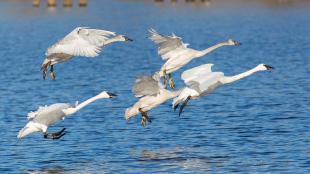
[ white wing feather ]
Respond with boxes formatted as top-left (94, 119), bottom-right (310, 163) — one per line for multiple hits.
top-left (173, 64), bottom-right (224, 108)
top-left (46, 27), bottom-right (115, 57)
top-left (181, 64), bottom-right (224, 94)
top-left (149, 29), bottom-right (189, 60)
top-left (27, 105), bottom-right (47, 120)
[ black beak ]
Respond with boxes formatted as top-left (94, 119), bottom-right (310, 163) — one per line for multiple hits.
top-left (233, 40), bottom-right (241, 46)
top-left (264, 64), bottom-right (274, 70)
top-left (107, 92), bottom-right (117, 98)
top-left (124, 36), bottom-right (133, 42)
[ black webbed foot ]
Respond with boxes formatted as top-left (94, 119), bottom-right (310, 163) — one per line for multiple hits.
top-left (44, 128), bottom-right (66, 140)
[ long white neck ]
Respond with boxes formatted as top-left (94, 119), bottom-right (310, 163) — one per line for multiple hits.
top-left (220, 66), bottom-right (262, 84)
top-left (196, 42), bottom-right (231, 57)
top-left (104, 36), bottom-right (122, 45)
top-left (63, 94), bottom-right (102, 115)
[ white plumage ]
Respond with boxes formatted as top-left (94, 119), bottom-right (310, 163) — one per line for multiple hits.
top-left (17, 91), bottom-right (116, 139)
top-left (125, 73), bottom-right (182, 126)
top-left (149, 29), bottom-right (240, 89)
top-left (46, 27), bottom-right (115, 58)
top-left (173, 63), bottom-right (274, 116)
top-left (41, 27), bottom-right (132, 80)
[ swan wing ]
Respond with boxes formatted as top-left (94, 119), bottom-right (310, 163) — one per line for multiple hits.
top-left (181, 64), bottom-right (224, 94)
top-left (149, 29), bottom-right (189, 60)
top-left (132, 75), bottom-right (160, 97)
top-left (28, 103), bottom-right (72, 125)
top-left (46, 27), bottom-right (115, 57)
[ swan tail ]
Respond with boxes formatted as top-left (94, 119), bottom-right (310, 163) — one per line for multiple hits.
top-left (17, 125), bottom-right (39, 139)
top-left (17, 122), bottom-right (45, 139)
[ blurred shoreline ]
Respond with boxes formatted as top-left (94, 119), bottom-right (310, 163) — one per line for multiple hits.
top-left (3, 0), bottom-right (310, 8)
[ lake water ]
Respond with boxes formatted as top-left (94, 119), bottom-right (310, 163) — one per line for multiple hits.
top-left (0, 0), bottom-right (309, 173)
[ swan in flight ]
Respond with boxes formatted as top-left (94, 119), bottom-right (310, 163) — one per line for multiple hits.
top-left (173, 63), bottom-right (273, 116)
top-left (41, 27), bottom-right (133, 80)
top-left (149, 29), bottom-right (241, 89)
top-left (125, 73), bottom-right (181, 126)
top-left (17, 91), bottom-right (117, 139)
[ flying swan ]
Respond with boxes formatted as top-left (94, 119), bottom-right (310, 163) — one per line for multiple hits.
top-left (149, 29), bottom-right (241, 89)
top-left (125, 73), bottom-right (182, 126)
top-left (17, 91), bottom-right (116, 139)
top-left (41, 27), bottom-right (133, 80)
top-left (173, 63), bottom-right (274, 116)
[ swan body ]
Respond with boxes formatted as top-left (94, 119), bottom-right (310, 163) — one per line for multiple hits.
top-left (125, 73), bottom-right (181, 126)
top-left (125, 88), bottom-right (180, 120)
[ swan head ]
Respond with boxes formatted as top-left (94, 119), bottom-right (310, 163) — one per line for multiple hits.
top-left (115, 35), bottom-right (133, 42)
top-left (227, 39), bottom-right (241, 46)
top-left (257, 64), bottom-right (274, 71)
top-left (97, 91), bottom-right (117, 99)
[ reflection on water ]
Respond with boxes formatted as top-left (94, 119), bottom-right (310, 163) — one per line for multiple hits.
top-left (130, 147), bottom-right (229, 172)
top-left (26, 166), bottom-right (67, 174)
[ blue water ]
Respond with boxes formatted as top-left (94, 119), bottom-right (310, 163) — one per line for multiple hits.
top-left (0, 0), bottom-right (309, 173)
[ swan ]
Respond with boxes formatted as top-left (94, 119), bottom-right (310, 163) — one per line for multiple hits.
top-left (173, 63), bottom-right (273, 116)
top-left (125, 73), bottom-right (182, 126)
top-left (149, 29), bottom-right (240, 89)
top-left (17, 91), bottom-right (117, 139)
top-left (41, 27), bottom-right (133, 80)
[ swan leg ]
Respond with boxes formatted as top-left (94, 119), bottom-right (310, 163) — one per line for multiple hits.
top-left (43, 128), bottom-right (66, 140)
top-left (42, 61), bottom-right (51, 80)
top-left (163, 69), bottom-right (167, 88)
top-left (169, 73), bottom-right (175, 90)
top-left (139, 108), bottom-right (151, 127)
top-left (50, 65), bottom-right (56, 80)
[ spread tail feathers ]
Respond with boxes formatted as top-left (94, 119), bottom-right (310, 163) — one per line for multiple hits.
top-left (17, 125), bottom-right (40, 139)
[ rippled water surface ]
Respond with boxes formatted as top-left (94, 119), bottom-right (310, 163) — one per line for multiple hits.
top-left (0, 0), bottom-right (309, 173)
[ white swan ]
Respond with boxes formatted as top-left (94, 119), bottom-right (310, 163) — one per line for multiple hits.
top-left (173, 63), bottom-right (273, 116)
top-left (42, 27), bottom-right (133, 80)
top-left (149, 29), bottom-right (240, 89)
top-left (17, 91), bottom-right (116, 139)
top-left (125, 73), bottom-right (182, 126)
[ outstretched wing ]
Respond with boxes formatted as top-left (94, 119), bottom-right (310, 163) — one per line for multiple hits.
top-left (181, 64), bottom-right (224, 94)
top-left (172, 64), bottom-right (224, 114)
top-left (28, 103), bottom-right (72, 125)
top-left (46, 27), bottom-right (116, 57)
top-left (132, 75), bottom-right (161, 98)
top-left (149, 29), bottom-right (189, 60)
